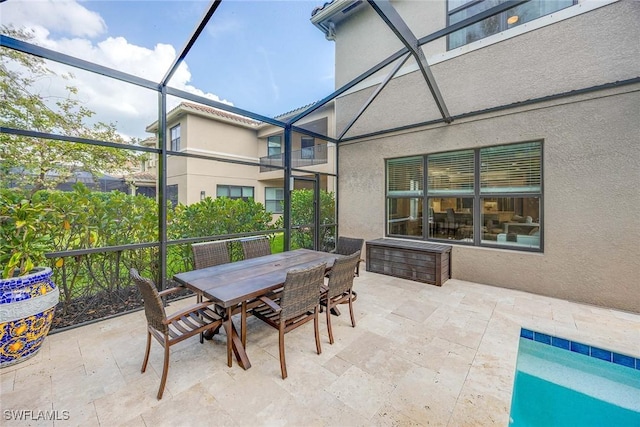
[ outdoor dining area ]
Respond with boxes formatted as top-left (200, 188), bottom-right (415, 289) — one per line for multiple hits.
top-left (2, 260), bottom-right (637, 426)
top-left (131, 236), bottom-right (364, 399)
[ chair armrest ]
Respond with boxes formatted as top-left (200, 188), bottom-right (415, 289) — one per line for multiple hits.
top-left (258, 295), bottom-right (282, 313)
top-left (163, 300), bottom-right (222, 324)
top-left (158, 285), bottom-right (185, 298)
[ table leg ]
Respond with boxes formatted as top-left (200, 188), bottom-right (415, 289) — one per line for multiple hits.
top-left (225, 307), bottom-right (233, 367)
top-left (222, 313), bottom-right (251, 370)
top-left (241, 301), bottom-right (247, 348)
top-left (198, 292), bottom-right (204, 343)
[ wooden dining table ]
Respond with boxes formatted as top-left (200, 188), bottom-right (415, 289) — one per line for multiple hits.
top-left (172, 249), bottom-right (342, 370)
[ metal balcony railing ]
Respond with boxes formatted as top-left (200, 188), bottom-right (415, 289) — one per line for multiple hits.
top-left (260, 143), bottom-right (328, 172)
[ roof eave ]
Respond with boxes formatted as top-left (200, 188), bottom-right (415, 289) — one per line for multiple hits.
top-left (311, 0), bottom-right (365, 40)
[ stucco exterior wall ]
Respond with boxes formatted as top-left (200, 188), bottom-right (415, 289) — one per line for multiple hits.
top-left (337, 87), bottom-right (640, 313)
top-left (336, 0), bottom-right (640, 137)
top-left (186, 115), bottom-right (258, 160)
top-left (331, 0), bottom-right (640, 312)
top-left (333, 0), bottom-right (446, 88)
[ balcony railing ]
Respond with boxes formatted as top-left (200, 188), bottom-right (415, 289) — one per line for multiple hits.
top-left (260, 143), bottom-right (328, 172)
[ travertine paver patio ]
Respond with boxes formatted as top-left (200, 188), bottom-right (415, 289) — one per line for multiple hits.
top-left (2, 271), bottom-right (639, 426)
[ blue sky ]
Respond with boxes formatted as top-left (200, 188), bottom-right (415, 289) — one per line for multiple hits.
top-left (2, 0), bottom-right (335, 137)
top-left (86, 1), bottom-right (335, 116)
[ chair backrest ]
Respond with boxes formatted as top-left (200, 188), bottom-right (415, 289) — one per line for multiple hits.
top-left (241, 237), bottom-right (271, 260)
top-left (130, 268), bottom-right (168, 334)
top-left (335, 236), bottom-right (364, 256)
top-left (327, 251), bottom-right (360, 299)
top-left (446, 208), bottom-right (455, 222)
top-left (279, 263), bottom-right (326, 320)
top-left (192, 241), bottom-right (230, 269)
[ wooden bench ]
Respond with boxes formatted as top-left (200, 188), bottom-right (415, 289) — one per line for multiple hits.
top-left (366, 239), bottom-right (451, 286)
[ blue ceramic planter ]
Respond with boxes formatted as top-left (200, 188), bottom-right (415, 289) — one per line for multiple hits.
top-left (0, 267), bottom-right (59, 368)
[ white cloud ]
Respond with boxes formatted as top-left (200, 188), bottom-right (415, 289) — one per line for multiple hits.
top-left (2, 0), bottom-right (232, 140)
top-left (2, 0), bottom-right (106, 38)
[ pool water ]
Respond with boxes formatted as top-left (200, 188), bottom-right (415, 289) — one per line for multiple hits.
top-left (509, 332), bottom-right (640, 427)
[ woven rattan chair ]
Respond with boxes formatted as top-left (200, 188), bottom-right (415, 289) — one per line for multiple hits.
top-left (130, 268), bottom-right (224, 399)
top-left (252, 263), bottom-right (326, 379)
top-left (192, 240), bottom-right (230, 270)
top-left (241, 236), bottom-right (271, 260)
top-left (334, 236), bottom-right (364, 276)
top-left (321, 251), bottom-right (361, 344)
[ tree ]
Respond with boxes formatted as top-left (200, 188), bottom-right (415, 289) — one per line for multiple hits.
top-left (275, 189), bottom-right (336, 250)
top-left (0, 26), bottom-right (136, 193)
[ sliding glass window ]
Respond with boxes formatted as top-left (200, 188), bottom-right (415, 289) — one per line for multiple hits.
top-left (427, 150), bottom-right (475, 241)
top-left (386, 156), bottom-right (423, 237)
top-left (385, 141), bottom-right (543, 251)
top-left (480, 142), bottom-right (542, 249)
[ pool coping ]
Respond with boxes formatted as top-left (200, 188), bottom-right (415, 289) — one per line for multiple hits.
top-left (520, 328), bottom-right (639, 370)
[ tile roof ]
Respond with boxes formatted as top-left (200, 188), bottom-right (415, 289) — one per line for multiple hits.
top-left (180, 102), bottom-right (262, 127)
top-left (311, 1), bottom-right (335, 17)
top-left (127, 171), bottom-right (156, 182)
top-left (274, 102), bottom-right (318, 120)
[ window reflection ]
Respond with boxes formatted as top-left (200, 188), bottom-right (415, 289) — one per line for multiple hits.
top-left (428, 197), bottom-right (473, 241)
top-left (448, 0), bottom-right (576, 50)
top-left (388, 198), bottom-right (423, 237)
top-left (481, 197), bottom-right (540, 248)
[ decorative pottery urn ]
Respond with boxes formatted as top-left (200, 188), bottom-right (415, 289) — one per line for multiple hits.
top-left (0, 267), bottom-right (59, 368)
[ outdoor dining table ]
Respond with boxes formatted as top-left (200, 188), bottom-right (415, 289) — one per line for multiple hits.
top-left (172, 248), bottom-right (343, 370)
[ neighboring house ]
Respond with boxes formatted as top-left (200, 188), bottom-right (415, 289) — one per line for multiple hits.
top-left (145, 101), bottom-right (336, 212)
top-left (312, 0), bottom-right (640, 312)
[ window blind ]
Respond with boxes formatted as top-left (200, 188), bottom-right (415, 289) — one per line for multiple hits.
top-left (427, 149), bottom-right (474, 195)
top-left (480, 142), bottom-right (541, 193)
top-left (387, 156), bottom-right (423, 197)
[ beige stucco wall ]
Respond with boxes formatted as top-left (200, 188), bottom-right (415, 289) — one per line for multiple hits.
top-left (185, 114), bottom-right (258, 159)
top-left (337, 87), bottom-right (640, 313)
top-left (335, 0), bottom-right (640, 137)
top-left (161, 105), bottom-right (337, 206)
top-left (333, 0), bottom-right (446, 88)
top-left (332, 0), bottom-right (640, 312)
top-left (167, 114), bottom-right (261, 205)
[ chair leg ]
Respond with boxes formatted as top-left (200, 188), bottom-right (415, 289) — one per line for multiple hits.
top-left (157, 340), bottom-right (170, 400)
top-left (141, 331), bottom-right (152, 373)
top-left (279, 323), bottom-right (287, 380)
top-left (314, 308), bottom-right (322, 355)
top-left (326, 301), bottom-right (334, 344)
top-left (348, 293), bottom-right (356, 328)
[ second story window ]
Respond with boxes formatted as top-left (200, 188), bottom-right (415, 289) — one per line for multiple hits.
top-left (301, 137), bottom-right (315, 159)
top-left (447, 0), bottom-right (576, 50)
top-left (170, 124), bottom-right (181, 151)
top-left (217, 185), bottom-right (254, 202)
top-left (268, 135), bottom-right (282, 157)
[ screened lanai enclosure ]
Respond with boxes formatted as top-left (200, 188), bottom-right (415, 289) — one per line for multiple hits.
top-left (2, 0), bottom-right (638, 331)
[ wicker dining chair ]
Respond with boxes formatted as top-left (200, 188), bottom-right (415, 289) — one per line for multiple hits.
top-left (251, 263), bottom-right (326, 379)
top-left (192, 240), bottom-right (230, 270)
top-left (241, 236), bottom-right (271, 260)
top-left (321, 251), bottom-right (361, 344)
top-left (130, 268), bottom-right (224, 400)
top-left (333, 236), bottom-right (364, 276)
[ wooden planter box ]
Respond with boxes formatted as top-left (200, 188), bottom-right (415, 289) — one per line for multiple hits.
top-left (366, 239), bottom-right (451, 286)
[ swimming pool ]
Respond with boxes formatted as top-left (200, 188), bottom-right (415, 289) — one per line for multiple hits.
top-left (509, 328), bottom-right (640, 427)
